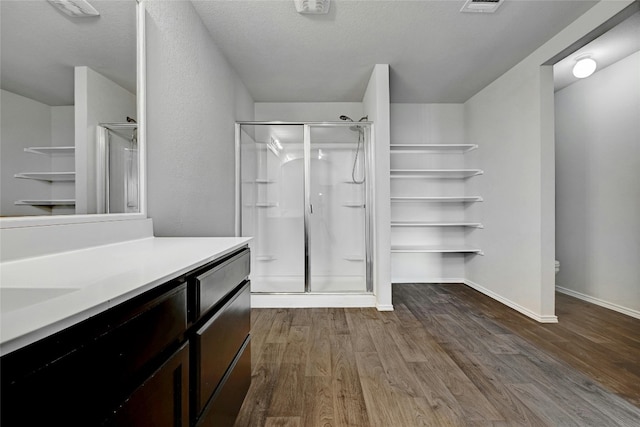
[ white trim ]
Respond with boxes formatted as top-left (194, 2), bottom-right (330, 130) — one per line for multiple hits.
top-left (556, 286), bottom-right (640, 320)
top-left (392, 278), bottom-right (466, 284)
top-left (251, 293), bottom-right (377, 308)
top-left (464, 279), bottom-right (558, 323)
top-left (376, 304), bottom-right (394, 311)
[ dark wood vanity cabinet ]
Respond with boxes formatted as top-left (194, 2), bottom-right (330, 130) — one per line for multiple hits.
top-left (0, 245), bottom-right (251, 427)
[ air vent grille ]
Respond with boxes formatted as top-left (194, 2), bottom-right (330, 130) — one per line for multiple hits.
top-left (460, 0), bottom-right (505, 14)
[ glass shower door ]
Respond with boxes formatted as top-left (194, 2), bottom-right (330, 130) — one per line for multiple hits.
top-left (238, 124), bottom-right (305, 292)
top-left (307, 125), bottom-right (368, 292)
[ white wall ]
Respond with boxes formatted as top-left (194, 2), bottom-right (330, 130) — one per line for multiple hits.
top-left (555, 50), bottom-right (640, 318)
top-left (463, 0), bottom-right (634, 322)
top-left (74, 66), bottom-right (136, 214)
top-left (255, 103), bottom-right (364, 122)
top-left (390, 103), bottom-right (467, 283)
top-left (145, 1), bottom-right (254, 237)
top-left (51, 106), bottom-right (75, 215)
top-left (1, 90), bottom-right (52, 216)
top-left (363, 64), bottom-right (392, 310)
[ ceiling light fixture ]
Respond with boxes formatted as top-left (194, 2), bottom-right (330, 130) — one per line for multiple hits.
top-left (572, 54), bottom-right (597, 79)
top-left (48, 0), bottom-right (100, 18)
top-left (294, 0), bottom-right (330, 15)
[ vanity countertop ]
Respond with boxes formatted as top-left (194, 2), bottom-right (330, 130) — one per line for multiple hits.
top-left (0, 236), bottom-right (252, 356)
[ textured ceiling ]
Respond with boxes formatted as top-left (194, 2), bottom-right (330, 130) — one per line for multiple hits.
top-left (0, 0), bottom-right (135, 106)
top-left (191, 0), bottom-right (599, 103)
top-left (5, 1), bottom-right (629, 107)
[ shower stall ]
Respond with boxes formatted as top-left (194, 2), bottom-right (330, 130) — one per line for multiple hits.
top-left (235, 121), bottom-right (373, 295)
top-left (96, 122), bottom-right (139, 214)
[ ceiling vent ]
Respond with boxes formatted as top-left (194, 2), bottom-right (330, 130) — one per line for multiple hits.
top-left (460, 0), bottom-right (505, 14)
top-left (294, 0), bottom-right (330, 15)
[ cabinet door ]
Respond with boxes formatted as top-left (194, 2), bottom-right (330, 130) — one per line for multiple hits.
top-left (103, 342), bottom-right (190, 427)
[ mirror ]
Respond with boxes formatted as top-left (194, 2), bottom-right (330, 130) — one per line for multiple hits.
top-left (0, 0), bottom-right (143, 221)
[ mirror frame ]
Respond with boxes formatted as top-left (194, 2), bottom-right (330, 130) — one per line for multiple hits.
top-left (0, 0), bottom-right (147, 229)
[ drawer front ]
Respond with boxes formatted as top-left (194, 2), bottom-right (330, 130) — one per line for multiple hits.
top-left (196, 248), bottom-right (249, 318)
top-left (195, 281), bottom-right (251, 414)
top-left (196, 336), bottom-right (251, 427)
top-left (104, 342), bottom-right (190, 427)
top-left (101, 283), bottom-right (188, 380)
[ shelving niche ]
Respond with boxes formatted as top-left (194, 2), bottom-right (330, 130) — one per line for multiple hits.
top-left (14, 146), bottom-right (76, 208)
top-left (390, 143), bottom-right (483, 258)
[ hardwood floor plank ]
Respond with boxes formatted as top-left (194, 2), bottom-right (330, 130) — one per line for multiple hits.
top-left (266, 309), bottom-right (293, 344)
top-left (282, 326), bottom-right (310, 365)
top-left (329, 308), bottom-right (350, 335)
top-left (366, 318), bottom-right (424, 397)
top-left (302, 376), bottom-right (334, 427)
top-left (344, 308), bottom-right (376, 353)
top-left (267, 362), bottom-right (306, 418)
top-left (408, 362), bottom-right (468, 425)
top-left (305, 319), bottom-right (332, 377)
top-left (264, 417), bottom-right (301, 427)
top-left (506, 383), bottom-right (583, 427)
top-left (355, 351), bottom-right (407, 427)
top-left (330, 334), bottom-right (370, 427)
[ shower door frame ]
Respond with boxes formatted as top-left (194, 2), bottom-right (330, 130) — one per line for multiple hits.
top-left (235, 121), bottom-right (374, 294)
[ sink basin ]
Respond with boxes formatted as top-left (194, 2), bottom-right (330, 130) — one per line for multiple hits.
top-left (0, 288), bottom-right (79, 313)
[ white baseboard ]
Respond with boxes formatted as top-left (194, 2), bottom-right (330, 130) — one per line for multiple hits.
top-left (464, 279), bottom-right (558, 323)
top-left (392, 278), bottom-right (465, 284)
top-left (376, 304), bottom-right (394, 311)
top-left (251, 293), bottom-right (377, 309)
top-left (556, 286), bottom-right (640, 320)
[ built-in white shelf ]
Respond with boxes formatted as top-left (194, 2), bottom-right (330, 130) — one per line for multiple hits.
top-left (242, 179), bottom-right (275, 184)
top-left (390, 144), bottom-right (478, 153)
top-left (391, 245), bottom-right (484, 255)
top-left (14, 199), bottom-right (76, 206)
top-left (342, 180), bottom-right (364, 184)
top-left (343, 255), bottom-right (364, 261)
top-left (391, 221), bottom-right (483, 228)
top-left (256, 255), bottom-right (276, 262)
top-left (391, 169), bottom-right (483, 179)
top-left (255, 202), bottom-right (278, 208)
top-left (24, 146), bottom-right (75, 156)
top-left (391, 196), bottom-right (483, 203)
top-left (14, 172), bottom-right (75, 182)
top-left (342, 202), bottom-right (365, 208)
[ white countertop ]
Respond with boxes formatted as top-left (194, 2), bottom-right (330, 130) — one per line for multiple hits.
top-left (0, 236), bottom-right (252, 356)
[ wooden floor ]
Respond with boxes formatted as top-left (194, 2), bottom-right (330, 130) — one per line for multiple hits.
top-left (235, 284), bottom-right (640, 426)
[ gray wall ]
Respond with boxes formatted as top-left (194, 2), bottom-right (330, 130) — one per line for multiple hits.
top-left (0, 90), bottom-right (52, 216)
top-left (555, 50), bottom-right (640, 316)
top-left (145, 1), bottom-right (254, 237)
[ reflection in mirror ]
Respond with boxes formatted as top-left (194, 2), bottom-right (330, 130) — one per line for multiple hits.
top-left (0, 0), bottom-right (138, 217)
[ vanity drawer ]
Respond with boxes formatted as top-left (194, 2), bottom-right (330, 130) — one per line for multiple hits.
top-left (194, 281), bottom-right (250, 415)
top-left (100, 282), bottom-right (188, 380)
top-left (196, 336), bottom-right (251, 427)
top-left (194, 247), bottom-right (249, 319)
top-left (104, 342), bottom-right (190, 427)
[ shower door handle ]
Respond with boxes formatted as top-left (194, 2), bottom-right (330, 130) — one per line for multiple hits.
top-left (309, 204), bottom-right (313, 214)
